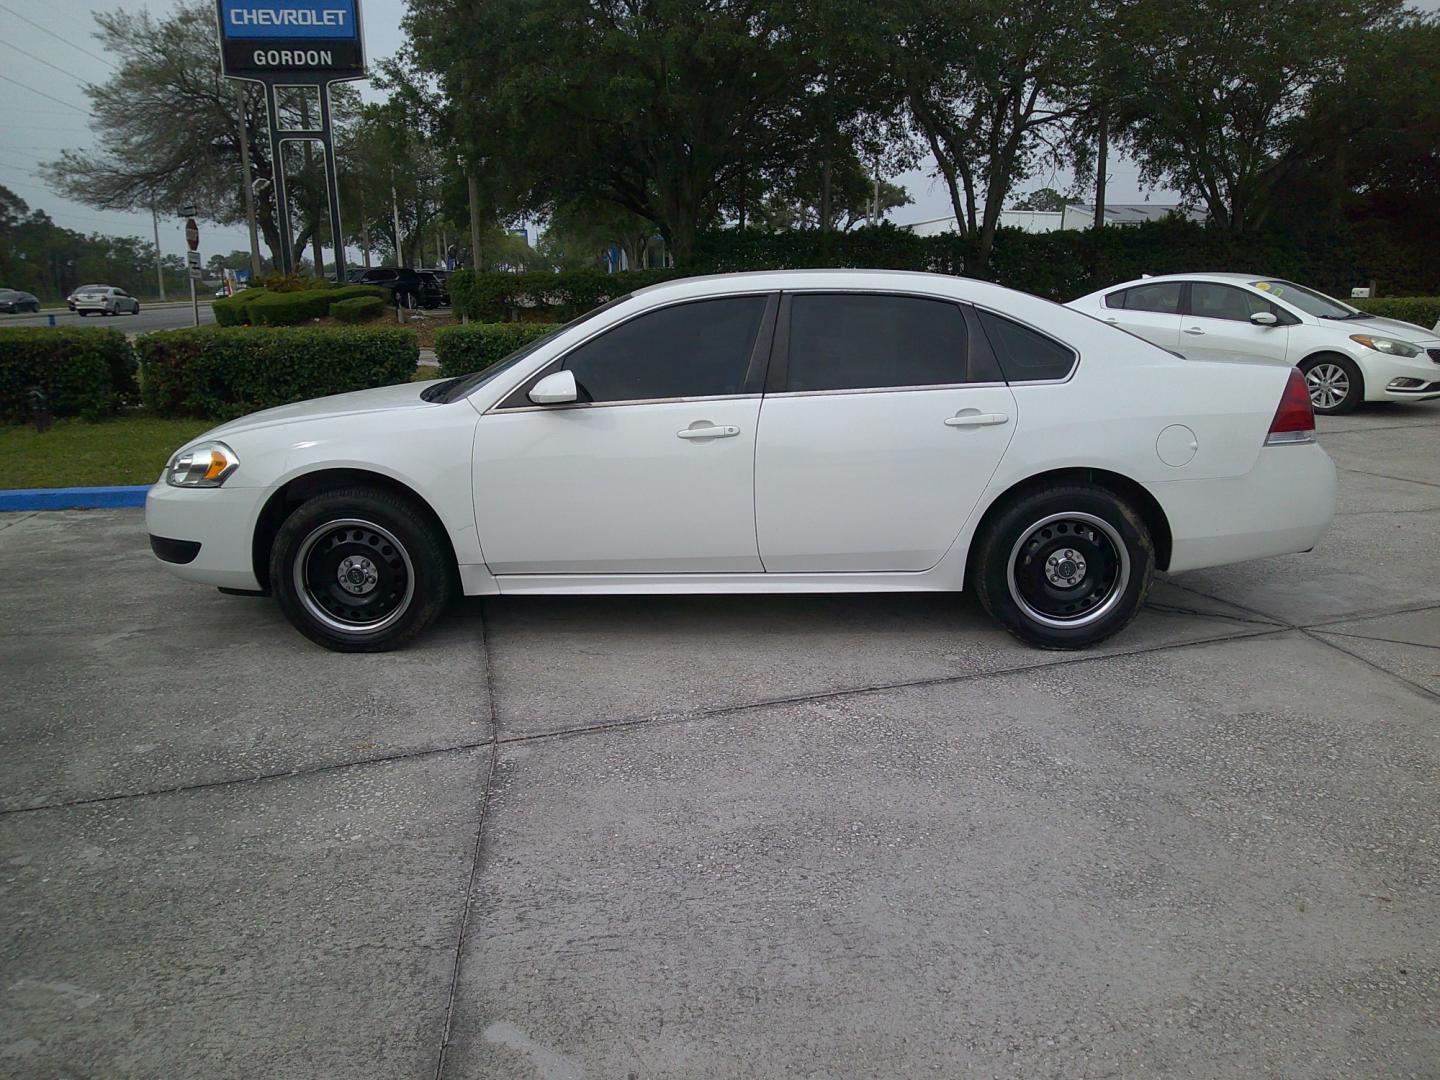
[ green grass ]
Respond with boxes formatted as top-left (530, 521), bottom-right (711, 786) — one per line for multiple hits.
top-left (0, 415), bottom-right (212, 489)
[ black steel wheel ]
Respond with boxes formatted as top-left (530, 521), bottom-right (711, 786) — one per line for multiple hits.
top-left (972, 484), bottom-right (1154, 649)
top-left (270, 486), bottom-right (455, 652)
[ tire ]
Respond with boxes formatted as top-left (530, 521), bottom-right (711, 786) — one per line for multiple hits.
top-left (269, 486), bottom-right (456, 652)
top-left (1299, 354), bottom-right (1362, 415)
top-left (131, 303), bottom-right (141, 315)
top-left (971, 484), bottom-right (1155, 650)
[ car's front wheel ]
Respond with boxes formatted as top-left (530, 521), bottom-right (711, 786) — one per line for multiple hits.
top-left (972, 484), bottom-right (1154, 649)
top-left (1299, 354), bottom-right (1362, 414)
top-left (270, 487), bottom-right (455, 652)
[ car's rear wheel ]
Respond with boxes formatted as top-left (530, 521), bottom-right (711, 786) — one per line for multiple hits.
top-left (972, 484), bottom-right (1154, 649)
top-left (1299, 354), bottom-right (1362, 414)
top-left (269, 487), bottom-right (455, 652)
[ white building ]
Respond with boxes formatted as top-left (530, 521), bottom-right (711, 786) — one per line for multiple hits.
top-left (904, 203), bottom-right (1204, 236)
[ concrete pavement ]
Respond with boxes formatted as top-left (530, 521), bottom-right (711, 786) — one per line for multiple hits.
top-left (1, 404), bottom-right (1437, 1078)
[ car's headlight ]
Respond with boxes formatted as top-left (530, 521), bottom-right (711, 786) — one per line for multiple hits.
top-left (166, 441), bottom-right (239, 487)
top-left (1350, 334), bottom-right (1422, 358)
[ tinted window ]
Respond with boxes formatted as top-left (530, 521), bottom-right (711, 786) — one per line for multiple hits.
top-left (562, 296), bottom-right (766, 403)
top-left (1189, 282), bottom-right (1271, 322)
top-left (976, 310), bottom-right (1077, 382)
top-left (784, 294), bottom-right (969, 392)
top-left (1107, 282), bottom-right (1183, 313)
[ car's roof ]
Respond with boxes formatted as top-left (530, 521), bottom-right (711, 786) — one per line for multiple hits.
top-left (630, 268), bottom-right (1042, 306)
top-left (1102, 271), bottom-right (1277, 288)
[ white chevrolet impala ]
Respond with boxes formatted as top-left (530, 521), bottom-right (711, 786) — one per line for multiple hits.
top-left (147, 270), bottom-right (1336, 652)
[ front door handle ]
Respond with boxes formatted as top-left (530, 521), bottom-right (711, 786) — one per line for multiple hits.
top-left (677, 423), bottom-right (740, 440)
top-left (945, 412), bottom-right (1009, 428)
top-left (1183, 327), bottom-right (1206, 335)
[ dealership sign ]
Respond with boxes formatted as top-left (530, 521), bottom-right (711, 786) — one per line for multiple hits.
top-left (216, 0), bottom-right (365, 78)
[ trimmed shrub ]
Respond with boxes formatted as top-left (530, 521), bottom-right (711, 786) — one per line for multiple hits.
top-left (0, 327), bottom-right (137, 422)
top-left (330, 295), bottom-right (386, 323)
top-left (217, 284), bottom-right (386, 327)
top-left (434, 322), bottom-right (562, 378)
top-left (138, 326), bottom-right (418, 420)
top-left (1356, 297), bottom-right (1440, 331)
top-left (450, 268), bottom-right (680, 322)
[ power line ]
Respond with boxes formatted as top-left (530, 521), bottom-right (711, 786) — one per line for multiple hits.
top-left (0, 38), bottom-right (89, 85)
top-left (0, 73), bottom-right (89, 115)
top-left (0, 3), bottom-right (117, 72)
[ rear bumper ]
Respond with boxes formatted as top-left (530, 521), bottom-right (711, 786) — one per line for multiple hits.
top-left (1147, 442), bottom-right (1336, 573)
top-left (144, 482), bottom-right (266, 590)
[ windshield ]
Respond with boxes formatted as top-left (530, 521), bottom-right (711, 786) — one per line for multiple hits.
top-left (431, 294), bottom-right (634, 404)
top-left (1249, 280), bottom-right (1358, 319)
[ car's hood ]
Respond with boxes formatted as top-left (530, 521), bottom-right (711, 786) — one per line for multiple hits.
top-left (200, 380), bottom-right (442, 440)
top-left (1339, 315), bottom-right (1440, 345)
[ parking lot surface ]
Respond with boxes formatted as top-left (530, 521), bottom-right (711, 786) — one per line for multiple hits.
top-left (2, 407), bottom-right (1437, 1078)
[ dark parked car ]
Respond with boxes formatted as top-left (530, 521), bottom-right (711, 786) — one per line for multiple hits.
top-left (417, 270), bottom-right (450, 306)
top-left (356, 267), bottom-right (444, 309)
top-left (0, 289), bottom-right (41, 314)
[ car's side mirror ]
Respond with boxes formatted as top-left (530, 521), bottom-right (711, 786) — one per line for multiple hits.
top-left (1250, 311), bottom-right (1278, 327)
top-left (528, 370), bottom-right (579, 405)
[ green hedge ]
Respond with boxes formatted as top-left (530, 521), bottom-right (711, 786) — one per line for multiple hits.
top-left (330, 295), bottom-right (386, 323)
top-left (450, 268), bottom-right (680, 322)
top-left (0, 327), bottom-right (137, 422)
top-left (137, 326), bottom-right (418, 420)
top-left (434, 322), bottom-right (562, 378)
top-left (1356, 297), bottom-right (1440, 331)
top-left (214, 284), bottom-right (386, 327)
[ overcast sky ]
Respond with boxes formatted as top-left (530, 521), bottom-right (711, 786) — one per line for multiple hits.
top-left (1, 0), bottom-right (1433, 262)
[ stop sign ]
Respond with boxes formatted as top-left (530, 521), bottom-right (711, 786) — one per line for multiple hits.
top-left (185, 218), bottom-right (199, 252)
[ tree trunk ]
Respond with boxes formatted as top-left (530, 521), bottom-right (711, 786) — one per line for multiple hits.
top-left (1093, 113), bottom-right (1108, 231)
top-left (819, 157), bottom-right (833, 234)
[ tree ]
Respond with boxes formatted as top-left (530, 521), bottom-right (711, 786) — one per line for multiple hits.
top-left (40, 1), bottom-right (358, 267)
top-left (851, 0), bottom-right (1103, 274)
top-left (1117, 0), bottom-right (1406, 231)
top-left (405, 0), bottom-right (824, 261)
top-left (1010, 187), bottom-right (1071, 213)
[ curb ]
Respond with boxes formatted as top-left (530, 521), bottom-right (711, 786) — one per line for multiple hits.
top-left (0, 486), bottom-right (149, 512)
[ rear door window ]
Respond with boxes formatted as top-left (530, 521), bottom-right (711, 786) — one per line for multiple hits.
top-left (781, 293), bottom-right (975, 392)
top-left (1106, 282), bottom-right (1183, 313)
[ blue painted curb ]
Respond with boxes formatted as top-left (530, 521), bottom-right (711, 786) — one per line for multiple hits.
top-left (0, 485), bottom-right (149, 512)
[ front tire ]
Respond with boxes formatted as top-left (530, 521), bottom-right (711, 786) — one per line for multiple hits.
top-left (269, 487), bottom-right (455, 652)
top-left (972, 485), bottom-right (1155, 649)
top-left (1299, 354), bottom-right (1362, 414)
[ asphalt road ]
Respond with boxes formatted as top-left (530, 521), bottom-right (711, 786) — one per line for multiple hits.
top-left (1, 404), bottom-right (1438, 1079)
top-left (0, 300), bottom-right (216, 334)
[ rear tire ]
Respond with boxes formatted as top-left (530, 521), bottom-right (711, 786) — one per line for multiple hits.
top-left (269, 486), bottom-right (455, 652)
top-left (1299, 354), bottom-right (1362, 415)
top-left (972, 484), bottom-right (1154, 649)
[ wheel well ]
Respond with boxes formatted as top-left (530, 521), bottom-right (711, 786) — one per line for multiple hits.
top-left (969, 468), bottom-right (1174, 572)
top-left (251, 468), bottom-right (459, 589)
top-left (1297, 350), bottom-right (1364, 394)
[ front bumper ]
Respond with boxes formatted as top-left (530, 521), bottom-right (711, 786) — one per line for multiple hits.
top-left (144, 482), bottom-right (266, 590)
top-left (1358, 347), bottom-right (1440, 401)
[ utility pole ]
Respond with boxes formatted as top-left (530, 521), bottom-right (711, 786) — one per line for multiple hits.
top-left (391, 176), bottom-right (403, 267)
top-left (1093, 112), bottom-right (1108, 231)
top-left (150, 201), bottom-right (166, 301)
top-left (235, 87), bottom-right (263, 280)
top-left (466, 168), bottom-right (482, 271)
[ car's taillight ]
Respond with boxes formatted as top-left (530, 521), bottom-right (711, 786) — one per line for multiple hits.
top-left (1265, 367), bottom-right (1316, 446)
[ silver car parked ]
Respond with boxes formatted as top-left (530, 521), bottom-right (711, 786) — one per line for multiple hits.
top-left (74, 285), bottom-right (141, 316)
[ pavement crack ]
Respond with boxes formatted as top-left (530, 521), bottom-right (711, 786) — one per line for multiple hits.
top-left (1300, 628), bottom-right (1440, 702)
top-left (1313, 628), bottom-right (1440, 652)
top-left (1337, 467), bottom-right (1440, 491)
top-left (432, 602), bottom-right (503, 1080)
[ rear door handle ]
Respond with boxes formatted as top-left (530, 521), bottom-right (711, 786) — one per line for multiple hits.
top-left (1183, 327), bottom-right (1206, 335)
top-left (677, 423), bottom-right (740, 439)
top-left (945, 412), bottom-right (1009, 428)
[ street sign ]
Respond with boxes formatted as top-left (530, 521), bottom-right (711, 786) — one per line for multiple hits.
top-left (179, 204), bottom-right (199, 218)
top-left (185, 218), bottom-right (200, 252)
top-left (215, 0), bottom-right (366, 79)
top-left (186, 250), bottom-right (203, 280)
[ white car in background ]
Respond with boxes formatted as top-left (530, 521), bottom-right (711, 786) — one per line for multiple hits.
top-left (1068, 273), bottom-right (1440, 414)
top-left (147, 270), bottom-right (1335, 653)
top-left (73, 285), bottom-right (141, 316)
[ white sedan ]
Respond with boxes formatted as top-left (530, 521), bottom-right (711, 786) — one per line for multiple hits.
top-left (1068, 273), bottom-right (1440, 414)
top-left (147, 270), bottom-right (1336, 652)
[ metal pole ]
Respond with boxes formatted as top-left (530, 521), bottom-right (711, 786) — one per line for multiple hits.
top-left (317, 83), bottom-right (346, 280)
top-left (1093, 113), bottom-right (1108, 231)
top-left (236, 86), bottom-right (263, 280)
top-left (264, 83), bottom-right (295, 275)
top-left (467, 169), bottom-right (482, 271)
top-left (151, 201), bottom-right (167, 301)
top-left (190, 274), bottom-right (199, 327)
top-left (391, 175), bottom-right (403, 267)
